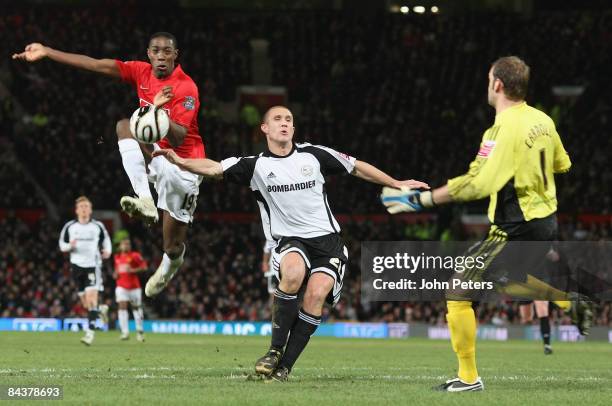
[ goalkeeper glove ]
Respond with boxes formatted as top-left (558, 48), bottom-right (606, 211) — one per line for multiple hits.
top-left (380, 186), bottom-right (434, 214)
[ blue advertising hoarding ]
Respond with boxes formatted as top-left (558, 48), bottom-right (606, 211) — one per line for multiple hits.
top-left (0, 318), bottom-right (61, 332)
top-left (0, 318), bottom-right (609, 341)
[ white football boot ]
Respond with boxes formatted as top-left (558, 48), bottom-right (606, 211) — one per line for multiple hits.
top-left (434, 377), bottom-right (484, 392)
top-left (145, 262), bottom-right (178, 297)
top-left (120, 196), bottom-right (159, 225)
top-left (145, 245), bottom-right (185, 297)
top-left (80, 330), bottom-right (95, 346)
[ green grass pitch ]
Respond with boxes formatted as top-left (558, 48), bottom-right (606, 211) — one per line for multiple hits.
top-left (1, 331), bottom-right (611, 405)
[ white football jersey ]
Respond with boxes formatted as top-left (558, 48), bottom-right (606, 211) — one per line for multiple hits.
top-left (58, 219), bottom-right (112, 268)
top-left (221, 143), bottom-right (356, 240)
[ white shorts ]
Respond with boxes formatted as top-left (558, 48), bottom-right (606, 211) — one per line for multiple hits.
top-left (148, 144), bottom-right (203, 223)
top-left (115, 287), bottom-right (142, 306)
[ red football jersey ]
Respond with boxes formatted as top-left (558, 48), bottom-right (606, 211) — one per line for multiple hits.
top-left (114, 251), bottom-right (147, 289)
top-left (115, 60), bottom-right (205, 159)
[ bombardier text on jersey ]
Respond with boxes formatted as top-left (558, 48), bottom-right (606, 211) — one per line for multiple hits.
top-left (220, 142), bottom-right (357, 239)
top-left (267, 180), bottom-right (316, 193)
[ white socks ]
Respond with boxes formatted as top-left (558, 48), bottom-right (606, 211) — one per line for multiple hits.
top-left (118, 138), bottom-right (152, 199)
top-left (118, 309), bottom-right (129, 335)
top-left (159, 244), bottom-right (186, 279)
top-left (132, 307), bottom-right (144, 332)
top-left (119, 307), bottom-right (144, 334)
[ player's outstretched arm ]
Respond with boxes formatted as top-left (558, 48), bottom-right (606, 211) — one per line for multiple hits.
top-left (351, 160), bottom-right (429, 190)
top-left (152, 149), bottom-right (223, 179)
top-left (12, 43), bottom-right (120, 78)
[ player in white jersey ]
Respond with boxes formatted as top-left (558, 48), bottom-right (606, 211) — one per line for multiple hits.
top-left (58, 196), bottom-right (112, 345)
top-left (153, 105), bottom-right (428, 381)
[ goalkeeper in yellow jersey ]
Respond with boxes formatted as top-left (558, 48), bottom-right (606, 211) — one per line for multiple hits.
top-left (381, 56), bottom-right (593, 392)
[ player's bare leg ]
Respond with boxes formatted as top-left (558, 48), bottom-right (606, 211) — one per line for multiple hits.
top-left (256, 252), bottom-right (305, 377)
top-left (118, 301), bottom-right (130, 340)
top-left (81, 288), bottom-right (99, 346)
top-left (519, 302), bottom-right (534, 324)
top-left (145, 212), bottom-right (188, 297)
top-left (116, 119), bottom-right (158, 224)
top-left (268, 273), bottom-right (332, 382)
top-left (78, 292), bottom-right (87, 308)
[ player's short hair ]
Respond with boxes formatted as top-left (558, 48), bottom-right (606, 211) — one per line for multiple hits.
top-left (262, 105), bottom-right (292, 124)
top-left (491, 56), bottom-right (530, 101)
top-left (75, 196), bottom-right (91, 206)
top-left (149, 32), bottom-right (178, 49)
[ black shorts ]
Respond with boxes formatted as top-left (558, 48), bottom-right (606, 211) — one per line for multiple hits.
top-left (271, 233), bottom-right (348, 306)
top-left (497, 214), bottom-right (558, 241)
top-left (448, 214), bottom-right (558, 300)
top-left (71, 265), bottom-right (98, 294)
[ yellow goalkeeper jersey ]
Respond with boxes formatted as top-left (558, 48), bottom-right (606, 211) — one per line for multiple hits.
top-left (447, 102), bottom-right (571, 224)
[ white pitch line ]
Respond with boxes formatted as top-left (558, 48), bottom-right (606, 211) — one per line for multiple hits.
top-left (3, 367), bottom-right (609, 383)
top-left (225, 374), bottom-right (608, 383)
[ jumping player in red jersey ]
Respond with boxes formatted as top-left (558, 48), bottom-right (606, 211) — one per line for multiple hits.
top-left (14, 32), bottom-right (203, 296)
top-left (114, 237), bottom-right (147, 341)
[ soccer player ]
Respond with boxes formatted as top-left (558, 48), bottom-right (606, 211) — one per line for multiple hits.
top-left (13, 32), bottom-right (204, 297)
top-left (519, 300), bottom-right (552, 354)
top-left (113, 237), bottom-right (147, 342)
top-left (59, 196), bottom-right (112, 345)
top-left (153, 105), bottom-right (428, 382)
top-left (381, 56), bottom-right (593, 391)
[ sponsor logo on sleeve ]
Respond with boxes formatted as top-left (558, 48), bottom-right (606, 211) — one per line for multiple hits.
top-left (477, 140), bottom-right (496, 158)
top-left (183, 96), bottom-right (196, 110)
top-left (338, 152), bottom-right (353, 161)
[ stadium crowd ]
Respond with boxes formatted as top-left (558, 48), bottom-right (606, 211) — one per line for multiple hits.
top-left (2, 6), bottom-right (611, 213)
top-left (1, 5), bottom-right (611, 326)
top-left (1, 212), bottom-right (610, 327)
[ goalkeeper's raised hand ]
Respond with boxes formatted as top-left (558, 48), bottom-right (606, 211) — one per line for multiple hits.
top-left (380, 186), bottom-right (435, 214)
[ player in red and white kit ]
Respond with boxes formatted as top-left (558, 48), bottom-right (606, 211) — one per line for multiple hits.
top-left (14, 32), bottom-right (203, 296)
top-left (114, 237), bottom-right (147, 341)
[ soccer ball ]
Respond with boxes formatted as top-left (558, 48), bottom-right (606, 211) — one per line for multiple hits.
top-left (129, 106), bottom-right (169, 144)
